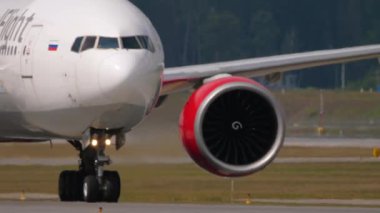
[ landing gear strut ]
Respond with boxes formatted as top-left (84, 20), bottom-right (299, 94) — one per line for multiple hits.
top-left (59, 129), bottom-right (123, 202)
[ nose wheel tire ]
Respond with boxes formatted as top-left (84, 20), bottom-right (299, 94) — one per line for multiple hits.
top-left (59, 171), bottom-right (83, 201)
top-left (81, 172), bottom-right (121, 203)
top-left (102, 171), bottom-right (121, 202)
top-left (83, 175), bottom-right (100, 202)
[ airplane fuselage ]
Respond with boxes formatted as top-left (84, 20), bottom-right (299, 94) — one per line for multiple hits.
top-left (0, 0), bottom-right (164, 140)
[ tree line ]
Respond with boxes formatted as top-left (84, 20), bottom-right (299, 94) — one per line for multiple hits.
top-left (131, 0), bottom-right (380, 89)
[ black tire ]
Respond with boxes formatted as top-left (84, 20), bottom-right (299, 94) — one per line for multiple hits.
top-left (59, 171), bottom-right (69, 201)
top-left (59, 171), bottom-right (82, 201)
top-left (83, 175), bottom-right (99, 202)
top-left (102, 171), bottom-right (121, 202)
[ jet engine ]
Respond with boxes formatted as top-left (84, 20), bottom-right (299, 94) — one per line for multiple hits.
top-left (180, 76), bottom-right (285, 177)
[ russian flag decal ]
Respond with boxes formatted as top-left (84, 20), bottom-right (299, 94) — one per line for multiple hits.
top-left (48, 44), bottom-right (58, 51)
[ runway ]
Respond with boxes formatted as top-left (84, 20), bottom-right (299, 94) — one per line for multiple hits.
top-left (0, 202), bottom-right (379, 213)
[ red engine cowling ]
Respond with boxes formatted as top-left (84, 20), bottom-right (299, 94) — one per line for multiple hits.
top-left (180, 76), bottom-right (285, 177)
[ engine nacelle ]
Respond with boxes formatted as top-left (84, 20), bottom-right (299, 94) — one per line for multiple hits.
top-left (180, 76), bottom-right (285, 177)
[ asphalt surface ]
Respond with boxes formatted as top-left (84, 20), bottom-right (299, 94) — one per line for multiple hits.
top-left (0, 202), bottom-right (379, 213)
top-left (2, 193), bottom-right (380, 208)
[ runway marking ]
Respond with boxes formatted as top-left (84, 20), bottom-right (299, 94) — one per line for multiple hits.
top-left (239, 199), bottom-right (380, 207)
top-left (0, 202), bottom-right (378, 213)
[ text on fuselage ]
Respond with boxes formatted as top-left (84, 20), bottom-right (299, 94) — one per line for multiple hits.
top-left (0, 9), bottom-right (35, 44)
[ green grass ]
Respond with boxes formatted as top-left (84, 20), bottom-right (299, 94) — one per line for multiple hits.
top-left (0, 142), bottom-right (376, 205)
top-left (0, 162), bottom-right (378, 204)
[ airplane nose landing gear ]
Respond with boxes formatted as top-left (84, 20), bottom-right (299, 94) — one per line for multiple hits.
top-left (59, 129), bottom-right (123, 203)
top-left (81, 135), bottom-right (121, 203)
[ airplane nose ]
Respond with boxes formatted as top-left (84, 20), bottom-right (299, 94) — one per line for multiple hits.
top-left (98, 53), bottom-right (141, 103)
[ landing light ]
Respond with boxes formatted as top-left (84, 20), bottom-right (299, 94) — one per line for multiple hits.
top-left (91, 139), bottom-right (98, 147)
top-left (105, 139), bottom-right (112, 146)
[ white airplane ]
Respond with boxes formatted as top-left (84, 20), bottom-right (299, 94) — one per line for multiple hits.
top-left (1, 0), bottom-right (380, 203)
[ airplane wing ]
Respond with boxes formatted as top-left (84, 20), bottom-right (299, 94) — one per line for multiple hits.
top-left (162, 44), bottom-right (380, 95)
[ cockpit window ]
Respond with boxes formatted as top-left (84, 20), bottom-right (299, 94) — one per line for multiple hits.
top-left (71, 35), bottom-right (154, 53)
top-left (121, 36), bottom-right (155, 52)
top-left (71, 37), bottom-right (83, 53)
top-left (81, 36), bottom-right (97, 52)
top-left (122, 37), bottom-right (141, 49)
top-left (140, 36), bottom-right (155, 52)
top-left (137, 36), bottom-right (149, 49)
top-left (98, 37), bottom-right (119, 49)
